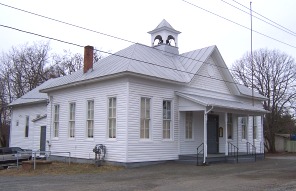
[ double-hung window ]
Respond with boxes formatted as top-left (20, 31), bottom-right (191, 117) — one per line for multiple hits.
top-left (53, 104), bottom-right (60, 138)
top-left (108, 97), bottom-right (116, 138)
top-left (140, 97), bottom-right (150, 139)
top-left (227, 113), bottom-right (233, 139)
top-left (87, 100), bottom-right (94, 138)
top-left (25, 116), bottom-right (29, 137)
top-left (241, 117), bottom-right (247, 140)
top-left (163, 100), bottom-right (172, 139)
top-left (253, 116), bottom-right (258, 139)
top-left (185, 111), bottom-right (193, 139)
top-left (69, 102), bottom-right (76, 138)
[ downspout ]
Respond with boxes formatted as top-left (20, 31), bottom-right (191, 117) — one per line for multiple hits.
top-left (203, 105), bottom-right (214, 164)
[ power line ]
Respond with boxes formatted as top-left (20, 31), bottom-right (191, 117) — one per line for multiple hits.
top-left (181, 0), bottom-right (296, 49)
top-left (220, 0), bottom-right (296, 38)
top-left (1, 1), bottom-right (295, 73)
top-left (0, 24), bottom-right (248, 87)
top-left (0, 3), bottom-right (135, 44)
top-left (0, 2), bottom-right (233, 72)
top-left (231, 0), bottom-right (296, 36)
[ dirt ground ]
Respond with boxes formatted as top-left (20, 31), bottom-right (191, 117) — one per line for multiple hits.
top-left (0, 154), bottom-right (295, 191)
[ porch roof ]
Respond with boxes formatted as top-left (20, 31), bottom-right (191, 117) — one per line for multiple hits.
top-left (176, 92), bottom-right (267, 113)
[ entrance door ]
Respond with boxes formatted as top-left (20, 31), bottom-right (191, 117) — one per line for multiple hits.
top-left (40, 126), bottom-right (46, 152)
top-left (207, 115), bottom-right (219, 154)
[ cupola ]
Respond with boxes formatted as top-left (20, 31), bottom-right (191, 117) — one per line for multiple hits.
top-left (148, 19), bottom-right (181, 55)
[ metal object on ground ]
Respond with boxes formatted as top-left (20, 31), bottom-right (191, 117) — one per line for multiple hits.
top-left (93, 144), bottom-right (106, 167)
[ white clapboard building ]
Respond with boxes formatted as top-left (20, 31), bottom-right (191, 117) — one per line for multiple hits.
top-left (9, 20), bottom-right (267, 166)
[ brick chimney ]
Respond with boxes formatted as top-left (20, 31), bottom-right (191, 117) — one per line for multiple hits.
top-left (84, 46), bottom-right (94, 73)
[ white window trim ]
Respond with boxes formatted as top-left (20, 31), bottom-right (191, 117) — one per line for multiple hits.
top-left (140, 97), bottom-right (152, 140)
top-left (86, 99), bottom-right (94, 139)
top-left (253, 116), bottom-right (258, 140)
top-left (53, 104), bottom-right (60, 138)
top-left (162, 99), bottom-right (173, 141)
top-left (68, 102), bottom-right (76, 139)
top-left (227, 113), bottom-right (233, 140)
top-left (241, 117), bottom-right (248, 141)
top-left (185, 111), bottom-right (194, 141)
top-left (107, 97), bottom-right (117, 140)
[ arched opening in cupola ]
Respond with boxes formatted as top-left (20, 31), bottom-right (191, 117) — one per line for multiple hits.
top-left (166, 35), bottom-right (176, 46)
top-left (153, 35), bottom-right (163, 46)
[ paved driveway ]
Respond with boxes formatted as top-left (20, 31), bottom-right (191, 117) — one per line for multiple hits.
top-left (0, 156), bottom-right (296, 191)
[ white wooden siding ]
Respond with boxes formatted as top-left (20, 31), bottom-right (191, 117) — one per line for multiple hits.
top-left (46, 78), bottom-right (128, 162)
top-left (10, 103), bottom-right (47, 150)
top-left (178, 97), bottom-right (205, 111)
top-left (126, 79), bottom-right (180, 162)
top-left (179, 111), bottom-right (204, 154)
top-left (233, 116), bottom-right (263, 153)
top-left (189, 56), bottom-right (231, 94)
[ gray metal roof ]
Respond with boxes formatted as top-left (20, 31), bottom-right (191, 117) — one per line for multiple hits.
top-left (9, 42), bottom-right (266, 107)
top-left (9, 79), bottom-right (54, 106)
top-left (236, 84), bottom-right (266, 100)
top-left (41, 44), bottom-right (214, 92)
top-left (177, 92), bottom-right (267, 113)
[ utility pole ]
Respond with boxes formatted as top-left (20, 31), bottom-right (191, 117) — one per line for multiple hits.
top-left (250, 1), bottom-right (256, 148)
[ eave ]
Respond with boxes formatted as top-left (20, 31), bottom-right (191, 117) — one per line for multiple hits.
top-left (40, 71), bottom-right (185, 93)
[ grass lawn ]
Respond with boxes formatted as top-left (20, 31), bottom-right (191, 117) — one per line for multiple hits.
top-left (0, 162), bottom-right (123, 176)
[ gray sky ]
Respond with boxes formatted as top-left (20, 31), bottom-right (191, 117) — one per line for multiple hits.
top-left (0, 0), bottom-right (295, 66)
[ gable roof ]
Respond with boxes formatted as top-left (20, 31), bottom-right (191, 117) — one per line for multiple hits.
top-left (39, 43), bottom-right (265, 101)
top-left (176, 92), bottom-right (267, 113)
top-left (9, 79), bottom-right (54, 107)
top-left (40, 44), bottom-right (214, 92)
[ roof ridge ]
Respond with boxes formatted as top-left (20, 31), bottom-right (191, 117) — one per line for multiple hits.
top-left (126, 44), bottom-right (138, 71)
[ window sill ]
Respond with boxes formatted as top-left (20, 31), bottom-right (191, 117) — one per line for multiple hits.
top-left (162, 139), bottom-right (174, 142)
top-left (106, 138), bottom-right (117, 142)
top-left (139, 139), bottom-right (153, 142)
top-left (85, 138), bottom-right (94, 142)
top-left (68, 137), bottom-right (76, 141)
top-left (184, 139), bottom-right (195, 142)
top-left (52, 137), bottom-right (59, 141)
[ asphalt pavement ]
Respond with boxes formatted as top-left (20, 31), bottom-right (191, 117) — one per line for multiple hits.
top-left (0, 155), bottom-right (295, 191)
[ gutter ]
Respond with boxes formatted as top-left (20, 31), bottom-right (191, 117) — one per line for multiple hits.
top-left (40, 72), bottom-right (186, 93)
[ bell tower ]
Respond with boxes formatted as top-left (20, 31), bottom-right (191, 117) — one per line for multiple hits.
top-left (148, 19), bottom-right (181, 55)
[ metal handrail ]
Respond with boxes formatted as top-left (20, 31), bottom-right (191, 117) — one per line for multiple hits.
top-left (228, 142), bottom-right (239, 163)
top-left (196, 143), bottom-right (204, 166)
top-left (246, 142), bottom-right (256, 162)
top-left (16, 151), bottom-right (71, 170)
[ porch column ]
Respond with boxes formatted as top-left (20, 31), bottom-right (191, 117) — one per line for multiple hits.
top-left (225, 113), bottom-right (228, 156)
top-left (203, 111), bottom-right (207, 163)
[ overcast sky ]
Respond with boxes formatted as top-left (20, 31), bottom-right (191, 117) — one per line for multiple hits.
top-left (0, 0), bottom-right (295, 66)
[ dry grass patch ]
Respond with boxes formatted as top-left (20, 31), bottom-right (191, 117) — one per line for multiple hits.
top-left (0, 162), bottom-right (123, 176)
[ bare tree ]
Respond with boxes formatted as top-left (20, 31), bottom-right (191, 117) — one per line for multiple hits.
top-left (50, 48), bottom-right (103, 77)
top-left (0, 41), bottom-right (51, 100)
top-left (231, 49), bottom-right (296, 152)
top-left (0, 41), bottom-right (51, 146)
top-left (0, 42), bottom-right (104, 146)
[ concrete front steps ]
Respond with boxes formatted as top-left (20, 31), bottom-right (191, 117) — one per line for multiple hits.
top-left (177, 153), bottom-right (265, 165)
